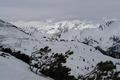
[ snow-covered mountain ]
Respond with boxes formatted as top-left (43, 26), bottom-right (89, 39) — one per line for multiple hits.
top-left (0, 19), bottom-right (120, 79)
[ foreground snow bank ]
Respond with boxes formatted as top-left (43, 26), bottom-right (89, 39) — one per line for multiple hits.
top-left (0, 52), bottom-right (52, 80)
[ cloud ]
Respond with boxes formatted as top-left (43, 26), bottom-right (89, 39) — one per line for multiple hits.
top-left (0, 0), bottom-right (120, 21)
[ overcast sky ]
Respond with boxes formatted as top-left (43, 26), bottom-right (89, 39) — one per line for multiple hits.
top-left (0, 0), bottom-right (120, 21)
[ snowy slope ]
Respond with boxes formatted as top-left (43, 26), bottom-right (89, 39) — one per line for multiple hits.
top-left (0, 19), bottom-right (30, 48)
top-left (0, 19), bottom-right (39, 54)
top-left (31, 40), bottom-right (120, 76)
top-left (0, 19), bottom-right (120, 78)
top-left (0, 52), bottom-right (52, 80)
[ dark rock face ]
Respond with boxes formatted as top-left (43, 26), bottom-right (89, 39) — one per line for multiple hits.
top-left (95, 46), bottom-right (120, 59)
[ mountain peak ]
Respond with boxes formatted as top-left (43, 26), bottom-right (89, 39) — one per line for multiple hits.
top-left (99, 19), bottom-right (117, 30)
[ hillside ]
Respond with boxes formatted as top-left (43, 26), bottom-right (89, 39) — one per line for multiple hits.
top-left (0, 19), bottom-right (120, 79)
